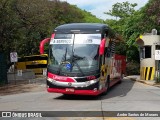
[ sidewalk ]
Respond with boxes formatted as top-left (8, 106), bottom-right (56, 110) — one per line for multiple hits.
top-left (1, 75), bottom-right (46, 85)
top-left (126, 75), bottom-right (160, 87)
top-left (0, 76), bottom-right (46, 96)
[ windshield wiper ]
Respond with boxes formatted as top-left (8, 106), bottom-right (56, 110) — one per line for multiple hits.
top-left (57, 52), bottom-right (85, 76)
top-left (70, 54), bottom-right (85, 76)
top-left (57, 47), bottom-right (68, 75)
top-left (62, 47), bottom-right (67, 62)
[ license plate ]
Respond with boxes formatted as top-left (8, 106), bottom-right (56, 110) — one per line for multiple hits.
top-left (65, 88), bottom-right (75, 92)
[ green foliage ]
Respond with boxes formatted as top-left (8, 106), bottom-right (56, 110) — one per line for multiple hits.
top-left (104, 2), bottom-right (138, 58)
top-left (115, 42), bottom-right (126, 56)
top-left (124, 0), bottom-right (160, 62)
top-left (104, 1), bottom-right (146, 62)
top-left (105, 0), bottom-right (160, 64)
top-left (126, 61), bottom-right (140, 75)
top-left (140, 0), bottom-right (160, 33)
top-left (0, 0), bottom-right (101, 62)
top-left (105, 1), bottom-right (137, 19)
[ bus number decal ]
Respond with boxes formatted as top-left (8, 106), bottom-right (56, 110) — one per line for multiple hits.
top-left (87, 76), bottom-right (96, 80)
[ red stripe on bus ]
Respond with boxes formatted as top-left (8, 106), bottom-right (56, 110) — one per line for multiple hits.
top-left (48, 72), bottom-right (76, 82)
top-left (47, 88), bottom-right (106, 96)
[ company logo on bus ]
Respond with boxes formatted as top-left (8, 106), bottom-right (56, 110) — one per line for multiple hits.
top-left (68, 82), bottom-right (72, 86)
top-left (66, 63), bottom-right (72, 71)
top-left (87, 76), bottom-right (96, 80)
top-left (54, 75), bottom-right (67, 81)
top-left (48, 72), bottom-right (75, 82)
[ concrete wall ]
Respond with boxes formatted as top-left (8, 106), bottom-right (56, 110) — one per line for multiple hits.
top-left (7, 70), bottom-right (35, 81)
top-left (140, 35), bottom-right (160, 68)
top-left (137, 35), bottom-right (160, 80)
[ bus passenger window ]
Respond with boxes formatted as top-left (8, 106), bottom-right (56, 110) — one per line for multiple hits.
top-left (140, 46), bottom-right (151, 59)
top-left (156, 45), bottom-right (160, 50)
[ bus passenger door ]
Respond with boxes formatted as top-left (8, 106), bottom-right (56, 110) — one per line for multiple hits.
top-left (99, 37), bottom-right (108, 89)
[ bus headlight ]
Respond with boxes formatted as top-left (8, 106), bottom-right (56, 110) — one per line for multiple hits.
top-left (90, 79), bottom-right (98, 84)
top-left (85, 78), bottom-right (99, 86)
top-left (47, 77), bottom-right (53, 82)
top-left (47, 77), bottom-right (56, 83)
top-left (85, 81), bottom-right (90, 86)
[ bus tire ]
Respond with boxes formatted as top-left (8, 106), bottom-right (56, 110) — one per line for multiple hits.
top-left (118, 80), bottom-right (122, 84)
top-left (101, 75), bottom-right (110, 95)
top-left (118, 74), bottom-right (124, 84)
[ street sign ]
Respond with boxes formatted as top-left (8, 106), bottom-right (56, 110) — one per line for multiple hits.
top-left (17, 70), bottom-right (22, 76)
top-left (10, 52), bottom-right (18, 62)
top-left (43, 69), bottom-right (47, 76)
top-left (155, 50), bottom-right (160, 60)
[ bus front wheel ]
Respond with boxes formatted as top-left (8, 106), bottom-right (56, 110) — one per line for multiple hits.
top-left (101, 75), bottom-right (110, 95)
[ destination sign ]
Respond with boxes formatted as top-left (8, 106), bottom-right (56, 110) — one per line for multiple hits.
top-left (50, 34), bottom-right (101, 45)
top-left (50, 38), bottom-right (73, 44)
top-left (74, 34), bottom-right (101, 44)
top-left (74, 38), bottom-right (101, 44)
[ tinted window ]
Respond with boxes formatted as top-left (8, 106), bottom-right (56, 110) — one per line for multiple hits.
top-left (54, 34), bottom-right (72, 39)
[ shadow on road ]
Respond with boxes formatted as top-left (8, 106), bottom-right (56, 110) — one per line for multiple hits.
top-left (54, 94), bottom-right (100, 100)
top-left (100, 78), bottom-right (135, 100)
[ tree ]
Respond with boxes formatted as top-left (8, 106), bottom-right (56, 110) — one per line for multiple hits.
top-left (105, 0), bottom-right (160, 63)
top-left (0, 0), bottom-right (102, 65)
top-left (140, 0), bottom-right (160, 33)
top-left (123, 0), bottom-right (160, 62)
top-left (104, 2), bottom-right (138, 57)
top-left (105, 1), bottom-right (137, 19)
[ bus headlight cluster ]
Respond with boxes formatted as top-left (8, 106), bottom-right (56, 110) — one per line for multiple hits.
top-left (47, 77), bottom-right (99, 88)
top-left (85, 78), bottom-right (99, 86)
top-left (47, 77), bottom-right (56, 83)
top-left (85, 81), bottom-right (91, 86)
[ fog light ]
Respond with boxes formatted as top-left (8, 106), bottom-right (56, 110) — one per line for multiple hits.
top-left (93, 88), bottom-right (97, 92)
top-left (68, 82), bottom-right (72, 86)
top-left (99, 85), bottom-right (102, 90)
top-left (85, 81), bottom-right (90, 86)
top-left (47, 77), bottom-right (53, 82)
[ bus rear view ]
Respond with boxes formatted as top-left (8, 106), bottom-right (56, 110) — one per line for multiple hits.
top-left (41, 23), bottom-right (126, 96)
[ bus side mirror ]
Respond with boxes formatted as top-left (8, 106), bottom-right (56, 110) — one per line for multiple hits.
top-left (99, 38), bottom-right (106, 55)
top-left (39, 34), bottom-right (55, 54)
top-left (39, 38), bottom-right (50, 54)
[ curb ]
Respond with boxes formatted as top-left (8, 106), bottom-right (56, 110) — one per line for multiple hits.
top-left (126, 76), bottom-right (160, 87)
top-left (0, 77), bottom-right (46, 89)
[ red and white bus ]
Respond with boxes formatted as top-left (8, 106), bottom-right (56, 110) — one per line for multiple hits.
top-left (40, 23), bottom-right (126, 96)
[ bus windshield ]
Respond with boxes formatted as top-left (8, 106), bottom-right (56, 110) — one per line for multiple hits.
top-left (48, 34), bottom-right (101, 75)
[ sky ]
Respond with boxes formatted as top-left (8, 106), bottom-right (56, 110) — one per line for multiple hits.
top-left (60, 0), bottom-right (149, 20)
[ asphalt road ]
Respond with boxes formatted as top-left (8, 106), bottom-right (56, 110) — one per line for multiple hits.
top-left (0, 77), bottom-right (160, 120)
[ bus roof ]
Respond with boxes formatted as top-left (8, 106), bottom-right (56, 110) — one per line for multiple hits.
top-left (54, 23), bottom-right (123, 42)
top-left (54, 23), bottom-right (110, 34)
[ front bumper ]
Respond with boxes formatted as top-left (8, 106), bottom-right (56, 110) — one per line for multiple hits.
top-left (46, 79), bottom-right (106, 96)
top-left (47, 87), bottom-right (106, 96)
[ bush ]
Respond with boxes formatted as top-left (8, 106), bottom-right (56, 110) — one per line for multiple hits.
top-left (126, 61), bottom-right (140, 75)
